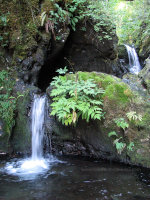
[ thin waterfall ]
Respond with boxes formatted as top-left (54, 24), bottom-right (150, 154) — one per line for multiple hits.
top-left (125, 44), bottom-right (141, 74)
top-left (31, 95), bottom-right (46, 160)
top-left (5, 94), bottom-right (59, 178)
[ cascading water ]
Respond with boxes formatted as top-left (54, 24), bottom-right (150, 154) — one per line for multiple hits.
top-left (31, 95), bottom-right (45, 160)
top-left (4, 94), bottom-right (59, 179)
top-left (125, 44), bottom-right (141, 74)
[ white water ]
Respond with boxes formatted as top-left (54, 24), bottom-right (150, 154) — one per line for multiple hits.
top-left (32, 95), bottom-right (45, 160)
top-left (5, 95), bottom-right (60, 179)
top-left (125, 44), bottom-right (141, 74)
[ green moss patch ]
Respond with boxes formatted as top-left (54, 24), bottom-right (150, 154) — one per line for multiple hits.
top-left (77, 71), bottom-right (133, 105)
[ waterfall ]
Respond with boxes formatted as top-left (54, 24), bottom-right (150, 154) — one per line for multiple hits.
top-left (31, 95), bottom-right (46, 160)
top-left (125, 44), bottom-right (141, 74)
top-left (5, 94), bottom-right (51, 177)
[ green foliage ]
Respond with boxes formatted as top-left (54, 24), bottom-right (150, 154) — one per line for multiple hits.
top-left (126, 111), bottom-right (142, 121)
top-left (113, 137), bottom-right (126, 155)
top-left (0, 14), bottom-right (9, 47)
top-left (41, 0), bottom-right (115, 42)
top-left (108, 117), bottom-right (134, 154)
top-left (127, 142), bottom-right (134, 151)
top-left (0, 70), bottom-right (15, 134)
top-left (114, 118), bottom-right (129, 130)
top-left (50, 68), bottom-right (105, 126)
top-left (108, 131), bottom-right (118, 137)
top-left (0, 70), bottom-right (23, 134)
top-left (85, 0), bottom-right (116, 40)
top-left (86, 0), bottom-right (149, 45)
top-left (41, 0), bottom-right (86, 31)
top-left (56, 66), bottom-right (68, 75)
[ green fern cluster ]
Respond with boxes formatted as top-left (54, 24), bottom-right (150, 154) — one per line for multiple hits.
top-left (41, 0), bottom-right (86, 32)
top-left (0, 70), bottom-right (16, 134)
top-left (50, 70), bottom-right (105, 126)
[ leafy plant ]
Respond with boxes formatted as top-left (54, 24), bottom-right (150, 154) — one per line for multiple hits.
top-left (113, 137), bottom-right (126, 155)
top-left (126, 111), bottom-right (142, 121)
top-left (108, 131), bottom-right (118, 137)
top-left (127, 142), bottom-right (134, 151)
top-left (114, 118), bottom-right (129, 131)
top-left (56, 66), bottom-right (68, 75)
top-left (41, 0), bottom-right (86, 32)
top-left (108, 117), bottom-right (134, 154)
top-left (0, 70), bottom-right (23, 134)
top-left (50, 68), bottom-right (105, 125)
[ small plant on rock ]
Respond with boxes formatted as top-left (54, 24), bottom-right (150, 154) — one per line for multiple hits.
top-left (108, 117), bottom-right (134, 154)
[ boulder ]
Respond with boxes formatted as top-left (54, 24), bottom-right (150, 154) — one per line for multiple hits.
top-left (46, 72), bottom-right (150, 168)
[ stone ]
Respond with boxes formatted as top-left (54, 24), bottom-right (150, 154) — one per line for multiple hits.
top-left (138, 58), bottom-right (150, 92)
top-left (46, 72), bottom-right (150, 168)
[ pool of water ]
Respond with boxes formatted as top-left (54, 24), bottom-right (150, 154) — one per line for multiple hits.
top-left (0, 156), bottom-right (150, 200)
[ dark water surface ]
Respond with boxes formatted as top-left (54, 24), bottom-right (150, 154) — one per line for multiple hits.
top-left (0, 157), bottom-right (150, 200)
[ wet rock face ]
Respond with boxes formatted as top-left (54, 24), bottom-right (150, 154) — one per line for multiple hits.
top-left (139, 58), bottom-right (150, 93)
top-left (50, 120), bottom-right (119, 161)
top-left (19, 28), bottom-right (70, 88)
top-left (18, 32), bottom-right (51, 85)
top-left (139, 35), bottom-right (150, 60)
top-left (10, 83), bottom-right (39, 154)
top-left (63, 21), bottom-right (118, 74)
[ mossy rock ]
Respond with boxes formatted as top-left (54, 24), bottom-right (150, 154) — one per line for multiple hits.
top-left (139, 35), bottom-right (150, 59)
top-left (139, 58), bottom-right (150, 93)
top-left (48, 71), bottom-right (150, 168)
top-left (11, 85), bottom-right (38, 153)
top-left (77, 71), bottom-right (132, 106)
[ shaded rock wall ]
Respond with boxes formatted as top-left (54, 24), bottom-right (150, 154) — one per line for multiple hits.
top-left (62, 21), bottom-right (120, 75)
top-left (10, 83), bottom-right (39, 154)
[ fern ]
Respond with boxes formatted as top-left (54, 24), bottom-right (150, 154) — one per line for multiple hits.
top-left (126, 111), bottom-right (142, 121)
top-left (127, 142), bottom-right (134, 151)
top-left (114, 118), bottom-right (129, 130)
top-left (108, 131), bottom-right (118, 137)
top-left (50, 68), bottom-right (105, 125)
top-left (56, 66), bottom-right (68, 75)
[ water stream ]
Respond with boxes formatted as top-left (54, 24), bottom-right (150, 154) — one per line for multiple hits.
top-left (125, 44), bottom-right (141, 74)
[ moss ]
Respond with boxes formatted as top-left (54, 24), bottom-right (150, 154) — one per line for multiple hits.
top-left (11, 88), bottom-right (33, 153)
top-left (103, 83), bottom-right (132, 105)
top-left (77, 72), bottom-right (132, 105)
top-left (137, 109), bottom-right (150, 128)
top-left (41, 0), bottom-right (53, 13)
